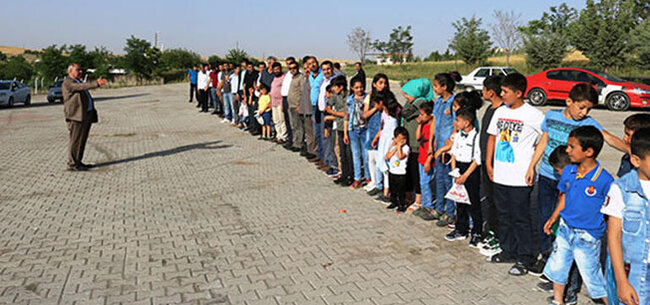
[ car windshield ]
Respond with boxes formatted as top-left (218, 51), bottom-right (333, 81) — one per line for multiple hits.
top-left (0, 82), bottom-right (10, 90)
top-left (52, 81), bottom-right (63, 87)
top-left (595, 71), bottom-right (625, 83)
top-left (503, 68), bottom-right (518, 74)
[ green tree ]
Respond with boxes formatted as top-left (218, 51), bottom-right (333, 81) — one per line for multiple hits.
top-left (372, 25), bottom-right (414, 63)
top-left (159, 48), bottom-right (201, 70)
top-left (0, 56), bottom-right (33, 80)
top-left (0, 51), bottom-right (6, 61)
top-left (519, 4), bottom-right (576, 70)
top-left (207, 55), bottom-right (224, 67)
top-left (568, 0), bottom-right (636, 72)
top-left (449, 16), bottom-right (492, 67)
top-left (224, 48), bottom-right (248, 65)
top-left (67, 44), bottom-right (93, 69)
top-left (88, 47), bottom-right (114, 78)
top-left (630, 18), bottom-right (650, 71)
top-left (123, 35), bottom-right (160, 78)
top-left (37, 45), bottom-right (68, 81)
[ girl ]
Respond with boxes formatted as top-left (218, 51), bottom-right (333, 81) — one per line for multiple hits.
top-left (258, 83), bottom-right (272, 140)
top-left (344, 78), bottom-right (369, 190)
top-left (372, 91), bottom-right (401, 202)
top-left (364, 74), bottom-right (390, 195)
top-left (400, 78), bottom-right (435, 208)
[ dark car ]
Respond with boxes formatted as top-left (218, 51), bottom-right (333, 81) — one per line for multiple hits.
top-left (47, 80), bottom-right (63, 103)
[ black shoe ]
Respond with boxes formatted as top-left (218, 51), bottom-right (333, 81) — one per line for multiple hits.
top-left (67, 166), bottom-right (88, 172)
top-left (386, 202), bottom-right (399, 210)
top-left (508, 262), bottom-right (528, 276)
top-left (375, 195), bottom-right (391, 203)
top-left (79, 163), bottom-right (95, 168)
top-left (366, 188), bottom-right (381, 196)
top-left (290, 147), bottom-right (301, 152)
top-left (300, 150), bottom-right (308, 157)
top-left (536, 281), bottom-right (553, 293)
top-left (396, 205), bottom-right (407, 213)
top-left (305, 153), bottom-right (317, 160)
top-left (340, 179), bottom-right (353, 187)
top-left (527, 258), bottom-right (546, 276)
top-left (469, 234), bottom-right (482, 248)
top-left (333, 177), bottom-right (345, 185)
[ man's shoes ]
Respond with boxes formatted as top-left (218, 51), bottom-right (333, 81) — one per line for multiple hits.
top-left (366, 188), bottom-right (381, 196)
top-left (79, 163), bottom-right (95, 168)
top-left (419, 209), bottom-right (441, 221)
top-left (469, 234), bottom-right (482, 248)
top-left (386, 202), bottom-right (399, 210)
top-left (300, 150), bottom-right (309, 157)
top-left (527, 258), bottom-right (546, 276)
top-left (396, 205), bottom-right (407, 213)
top-left (308, 157), bottom-right (320, 163)
top-left (536, 281), bottom-right (553, 293)
top-left (375, 194), bottom-right (391, 203)
top-left (67, 166), bottom-right (88, 172)
top-left (349, 180), bottom-right (362, 189)
top-left (444, 229), bottom-right (468, 241)
top-left (508, 262), bottom-right (529, 276)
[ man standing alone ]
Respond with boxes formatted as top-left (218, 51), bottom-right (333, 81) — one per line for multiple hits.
top-left (62, 63), bottom-right (107, 171)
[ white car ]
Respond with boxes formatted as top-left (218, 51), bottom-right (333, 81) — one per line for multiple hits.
top-left (0, 81), bottom-right (31, 107)
top-left (458, 67), bottom-right (518, 91)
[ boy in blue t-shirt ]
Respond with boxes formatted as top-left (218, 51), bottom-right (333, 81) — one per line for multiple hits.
top-left (542, 126), bottom-right (612, 305)
top-left (528, 84), bottom-right (628, 268)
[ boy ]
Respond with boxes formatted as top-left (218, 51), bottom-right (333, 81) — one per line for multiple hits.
top-left (543, 126), bottom-right (611, 305)
top-left (486, 73), bottom-right (544, 276)
top-left (446, 107), bottom-right (482, 246)
top-left (528, 84), bottom-right (628, 271)
top-left (618, 114), bottom-right (650, 178)
top-left (478, 75), bottom-right (504, 256)
top-left (326, 77), bottom-right (353, 186)
top-left (601, 127), bottom-right (650, 305)
top-left (257, 83), bottom-right (272, 140)
top-left (385, 127), bottom-right (410, 213)
top-left (416, 103), bottom-right (436, 220)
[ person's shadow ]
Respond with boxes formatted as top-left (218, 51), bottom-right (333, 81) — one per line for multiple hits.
top-left (93, 140), bottom-right (232, 168)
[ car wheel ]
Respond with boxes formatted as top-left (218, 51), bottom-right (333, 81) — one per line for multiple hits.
top-left (24, 95), bottom-right (31, 106)
top-left (7, 97), bottom-right (13, 108)
top-left (527, 88), bottom-right (547, 106)
top-left (606, 92), bottom-right (630, 111)
top-left (47, 97), bottom-right (54, 103)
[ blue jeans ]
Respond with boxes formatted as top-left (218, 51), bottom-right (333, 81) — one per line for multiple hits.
top-left (222, 93), bottom-right (233, 121)
top-left (312, 107), bottom-right (324, 159)
top-left (375, 157), bottom-right (385, 190)
top-left (323, 124), bottom-right (337, 169)
top-left (419, 164), bottom-right (435, 209)
top-left (209, 88), bottom-right (220, 112)
top-left (349, 127), bottom-right (369, 181)
top-left (538, 175), bottom-right (559, 254)
top-left (434, 161), bottom-right (454, 217)
top-left (543, 220), bottom-right (607, 299)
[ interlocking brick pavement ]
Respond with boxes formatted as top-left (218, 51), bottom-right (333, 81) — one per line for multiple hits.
top-left (0, 83), bottom-right (635, 305)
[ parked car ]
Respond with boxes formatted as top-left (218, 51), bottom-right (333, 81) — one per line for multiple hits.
top-left (47, 80), bottom-right (63, 103)
top-left (525, 67), bottom-right (650, 111)
top-left (0, 80), bottom-right (31, 107)
top-left (458, 67), bottom-right (518, 91)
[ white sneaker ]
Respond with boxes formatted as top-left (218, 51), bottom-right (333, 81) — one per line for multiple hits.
top-left (363, 183), bottom-right (376, 191)
top-left (480, 245), bottom-right (502, 257)
top-left (221, 119), bottom-right (229, 123)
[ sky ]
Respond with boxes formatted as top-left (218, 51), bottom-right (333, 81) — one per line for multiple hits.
top-left (1, 0), bottom-right (587, 60)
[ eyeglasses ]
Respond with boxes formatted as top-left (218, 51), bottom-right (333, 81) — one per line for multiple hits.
top-left (289, 67), bottom-right (298, 70)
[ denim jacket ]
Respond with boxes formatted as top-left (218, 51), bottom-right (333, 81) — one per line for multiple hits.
top-left (433, 94), bottom-right (455, 151)
top-left (611, 170), bottom-right (650, 304)
top-left (347, 94), bottom-right (368, 130)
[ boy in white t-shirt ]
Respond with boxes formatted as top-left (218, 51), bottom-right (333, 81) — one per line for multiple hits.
top-left (385, 127), bottom-right (410, 213)
top-left (486, 73), bottom-right (545, 276)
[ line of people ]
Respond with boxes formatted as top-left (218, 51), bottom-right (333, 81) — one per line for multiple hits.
top-left (187, 57), bottom-right (650, 305)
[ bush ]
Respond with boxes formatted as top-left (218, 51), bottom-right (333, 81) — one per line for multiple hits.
top-left (155, 68), bottom-right (187, 83)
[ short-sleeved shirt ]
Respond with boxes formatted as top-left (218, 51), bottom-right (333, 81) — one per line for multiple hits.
top-left (480, 104), bottom-right (503, 162)
top-left (271, 74), bottom-right (285, 107)
top-left (418, 122), bottom-right (432, 165)
top-left (309, 69), bottom-right (324, 106)
top-left (221, 71), bottom-right (232, 93)
top-left (260, 69), bottom-right (275, 88)
top-left (258, 95), bottom-right (271, 113)
top-left (187, 69), bottom-right (198, 84)
top-left (229, 73), bottom-right (240, 94)
top-left (558, 162), bottom-right (613, 239)
top-left (328, 92), bottom-right (347, 131)
top-left (617, 154), bottom-right (633, 178)
top-left (487, 103), bottom-right (544, 187)
top-left (389, 145), bottom-right (410, 175)
top-left (209, 71), bottom-right (219, 88)
top-left (540, 110), bottom-right (603, 180)
top-left (243, 70), bottom-right (258, 93)
top-left (451, 128), bottom-right (481, 165)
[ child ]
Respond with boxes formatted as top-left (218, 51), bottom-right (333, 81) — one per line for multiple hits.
top-left (478, 75), bottom-right (504, 257)
top-left (327, 77), bottom-right (353, 186)
top-left (364, 74), bottom-right (390, 194)
top-left (346, 77), bottom-right (369, 190)
top-left (431, 73), bottom-right (457, 228)
top-left (528, 84), bottom-right (628, 273)
top-left (445, 107), bottom-right (482, 246)
top-left (258, 83), bottom-right (272, 140)
top-left (486, 73), bottom-right (544, 276)
top-left (385, 127), bottom-right (410, 213)
top-left (414, 102), bottom-right (436, 220)
top-left (322, 84), bottom-right (339, 177)
top-left (542, 126), bottom-right (611, 305)
top-left (618, 114), bottom-right (650, 177)
top-left (372, 91), bottom-right (401, 203)
top-left (601, 127), bottom-right (650, 305)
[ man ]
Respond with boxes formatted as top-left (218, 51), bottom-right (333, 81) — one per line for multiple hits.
top-left (280, 57), bottom-right (297, 148)
top-left (230, 65), bottom-right (242, 125)
top-left (308, 56), bottom-right (325, 163)
top-left (258, 62), bottom-right (274, 89)
top-left (243, 63), bottom-right (260, 135)
top-left (353, 62), bottom-right (365, 81)
top-left (299, 56), bottom-right (318, 159)
top-left (209, 65), bottom-right (221, 115)
top-left (187, 65), bottom-right (198, 103)
top-left (333, 62), bottom-right (346, 77)
top-left (218, 65), bottom-right (233, 123)
top-left (197, 64), bottom-right (210, 113)
top-left (286, 60), bottom-right (305, 152)
top-left (270, 62), bottom-right (287, 143)
top-left (62, 63), bottom-right (107, 171)
top-left (318, 61), bottom-right (336, 172)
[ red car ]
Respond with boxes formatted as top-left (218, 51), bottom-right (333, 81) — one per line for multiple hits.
top-left (525, 67), bottom-right (650, 111)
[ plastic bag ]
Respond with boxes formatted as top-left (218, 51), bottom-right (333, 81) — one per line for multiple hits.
top-left (445, 183), bottom-right (471, 205)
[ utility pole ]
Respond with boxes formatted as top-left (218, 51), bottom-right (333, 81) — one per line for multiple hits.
top-left (154, 32), bottom-right (159, 48)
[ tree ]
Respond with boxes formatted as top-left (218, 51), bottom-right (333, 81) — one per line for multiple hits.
top-left (67, 44), bottom-right (93, 69)
top-left (449, 16), bottom-right (492, 67)
top-left (0, 51), bottom-right (6, 61)
top-left (630, 18), bottom-right (650, 71)
top-left (491, 10), bottom-right (522, 65)
top-left (0, 56), bottom-right (33, 80)
top-left (88, 47), bottom-right (114, 78)
top-left (224, 48), bottom-right (248, 65)
top-left (372, 25), bottom-right (414, 63)
top-left (159, 48), bottom-right (201, 70)
top-left (519, 4), bottom-right (576, 70)
top-left (346, 27), bottom-right (372, 63)
top-left (207, 55), bottom-right (224, 67)
top-left (37, 45), bottom-right (68, 81)
top-left (568, 0), bottom-right (636, 72)
top-left (123, 35), bottom-right (160, 78)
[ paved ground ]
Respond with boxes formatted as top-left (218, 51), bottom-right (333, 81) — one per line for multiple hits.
top-left (0, 82), bottom-right (641, 305)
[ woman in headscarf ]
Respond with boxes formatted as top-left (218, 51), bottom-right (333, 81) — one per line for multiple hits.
top-left (400, 78), bottom-right (435, 210)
